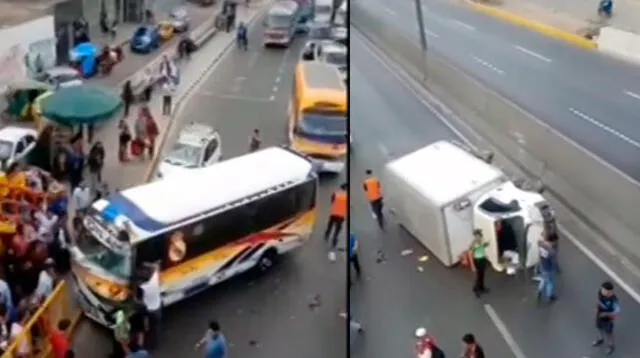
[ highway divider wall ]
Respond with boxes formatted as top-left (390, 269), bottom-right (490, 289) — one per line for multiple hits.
top-left (597, 26), bottom-right (640, 64)
top-left (352, 5), bottom-right (640, 260)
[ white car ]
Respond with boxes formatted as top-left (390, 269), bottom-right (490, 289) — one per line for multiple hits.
top-left (37, 66), bottom-right (83, 89)
top-left (157, 123), bottom-right (222, 179)
top-left (301, 40), bottom-right (347, 81)
top-left (0, 127), bottom-right (38, 170)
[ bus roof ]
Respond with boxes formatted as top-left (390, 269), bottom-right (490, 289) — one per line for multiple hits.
top-left (92, 147), bottom-right (314, 241)
top-left (298, 61), bottom-right (345, 91)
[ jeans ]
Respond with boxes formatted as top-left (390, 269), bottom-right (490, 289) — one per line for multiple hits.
top-left (537, 269), bottom-right (556, 299)
top-left (146, 309), bottom-right (162, 349)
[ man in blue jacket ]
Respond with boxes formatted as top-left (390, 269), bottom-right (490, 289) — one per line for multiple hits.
top-left (349, 233), bottom-right (361, 280)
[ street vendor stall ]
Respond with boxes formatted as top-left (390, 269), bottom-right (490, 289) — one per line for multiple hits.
top-left (1, 80), bottom-right (54, 126)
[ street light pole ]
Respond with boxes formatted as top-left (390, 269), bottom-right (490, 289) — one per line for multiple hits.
top-left (413, 0), bottom-right (428, 79)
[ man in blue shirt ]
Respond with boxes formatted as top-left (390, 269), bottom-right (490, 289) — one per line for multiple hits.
top-left (196, 321), bottom-right (228, 358)
top-left (593, 281), bottom-right (620, 356)
top-left (349, 234), bottom-right (361, 281)
top-left (537, 239), bottom-right (558, 302)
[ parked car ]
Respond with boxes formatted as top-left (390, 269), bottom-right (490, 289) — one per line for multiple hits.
top-left (169, 7), bottom-right (190, 33)
top-left (301, 40), bottom-right (347, 81)
top-left (0, 127), bottom-right (38, 170)
top-left (158, 21), bottom-right (175, 41)
top-left (330, 26), bottom-right (347, 45)
top-left (35, 66), bottom-right (83, 89)
top-left (130, 26), bottom-right (161, 53)
top-left (156, 123), bottom-right (222, 179)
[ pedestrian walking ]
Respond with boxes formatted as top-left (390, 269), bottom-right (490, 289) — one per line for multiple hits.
top-left (143, 69), bottom-right (153, 102)
top-left (134, 107), bottom-right (150, 159)
top-left (469, 230), bottom-right (489, 297)
top-left (129, 287), bottom-right (150, 349)
top-left (161, 80), bottom-right (175, 116)
top-left (122, 81), bottom-right (134, 117)
top-left (67, 146), bottom-right (84, 190)
top-left (47, 319), bottom-right (72, 358)
top-left (195, 320), bottom-right (228, 358)
top-left (139, 262), bottom-right (162, 349)
top-left (72, 181), bottom-right (92, 214)
top-left (118, 120), bottom-right (132, 162)
top-left (87, 141), bottom-right (105, 188)
top-left (249, 129), bottom-right (261, 152)
top-left (349, 233), bottom-right (361, 280)
top-left (363, 169), bottom-right (384, 229)
top-left (536, 238), bottom-right (558, 303)
top-left (461, 333), bottom-right (485, 358)
top-left (593, 281), bottom-right (620, 355)
top-left (51, 150), bottom-right (69, 183)
top-left (324, 183), bottom-right (347, 249)
top-left (145, 111), bottom-right (159, 159)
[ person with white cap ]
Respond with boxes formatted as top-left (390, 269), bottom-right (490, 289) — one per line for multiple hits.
top-left (415, 327), bottom-right (445, 358)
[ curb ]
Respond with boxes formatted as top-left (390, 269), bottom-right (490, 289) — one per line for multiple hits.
top-left (142, 5), bottom-right (269, 182)
top-left (468, 1), bottom-right (597, 50)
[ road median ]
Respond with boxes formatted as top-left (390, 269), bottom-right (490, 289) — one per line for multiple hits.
top-left (352, 5), bottom-right (640, 282)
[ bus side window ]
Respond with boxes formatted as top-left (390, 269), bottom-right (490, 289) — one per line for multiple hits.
top-left (135, 236), bottom-right (169, 269)
top-left (252, 186), bottom-right (300, 231)
top-left (295, 180), bottom-right (316, 211)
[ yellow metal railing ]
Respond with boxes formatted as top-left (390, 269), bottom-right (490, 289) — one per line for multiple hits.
top-left (1, 281), bottom-right (82, 358)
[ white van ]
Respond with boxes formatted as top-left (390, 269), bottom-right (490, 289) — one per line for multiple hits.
top-left (384, 141), bottom-right (553, 274)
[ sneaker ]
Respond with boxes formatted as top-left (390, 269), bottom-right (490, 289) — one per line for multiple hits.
top-left (592, 338), bottom-right (604, 347)
top-left (605, 345), bottom-right (615, 355)
top-left (328, 251), bottom-right (337, 261)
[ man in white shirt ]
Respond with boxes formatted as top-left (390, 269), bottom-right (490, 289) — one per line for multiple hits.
top-left (139, 262), bottom-right (162, 349)
top-left (33, 259), bottom-right (55, 303)
top-left (35, 209), bottom-right (59, 243)
top-left (72, 182), bottom-right (92, 213)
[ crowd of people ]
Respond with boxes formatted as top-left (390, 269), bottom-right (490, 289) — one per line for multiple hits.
top-left (0, 162), bottom-right (81, 356)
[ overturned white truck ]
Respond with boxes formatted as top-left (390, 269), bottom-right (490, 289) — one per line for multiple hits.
top-left (384, 140), bottom-right (556, 274)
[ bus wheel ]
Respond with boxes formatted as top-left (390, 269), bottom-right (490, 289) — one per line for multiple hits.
top-left (257, 249), bottom-right (278, 273)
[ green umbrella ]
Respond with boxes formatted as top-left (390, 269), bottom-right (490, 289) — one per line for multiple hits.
top-left (41, 85), bottom-right (122, 126)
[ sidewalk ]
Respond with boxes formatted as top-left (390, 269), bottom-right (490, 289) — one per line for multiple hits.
top-left (70, 2), bottom-right (269, 354)
top-left (86, 2), bottom-right (217, 90)
top-left (468, 0), bottom-right (640, 35)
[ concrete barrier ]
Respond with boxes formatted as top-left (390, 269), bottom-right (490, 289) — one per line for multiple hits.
top-left (352, 5), bottom-right (640, 261)
top-left (597, 26), bottom-right (640, 63)
top-left (468, 1), bottom-right (597, 50)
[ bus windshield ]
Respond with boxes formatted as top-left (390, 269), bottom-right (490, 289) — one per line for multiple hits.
top-left (76, 228), bottom-right (132, 280)
top-left (266, 14), bottom-right (292, 29)
top-left (299, 110), bottom-right (347, 143)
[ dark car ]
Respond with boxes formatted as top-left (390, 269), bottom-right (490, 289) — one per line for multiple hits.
top-left (130, 26), bottom-right (161, 53)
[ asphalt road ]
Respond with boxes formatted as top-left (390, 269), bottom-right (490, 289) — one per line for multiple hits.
top-left (360, 0), bottom-right (640, 181)
top-left (350, 30), bottom-right (640, 358)
top-left (139, 20), bottom-right (345, 358)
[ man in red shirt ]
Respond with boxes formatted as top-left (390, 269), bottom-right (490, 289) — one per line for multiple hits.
top-left (48, 319), bottom-right (72, 358)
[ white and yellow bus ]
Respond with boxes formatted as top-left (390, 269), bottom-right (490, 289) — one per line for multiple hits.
top-left (71, 147), bottom-right (319, 325)
top-left (289, 61), bottom-right (348, 173)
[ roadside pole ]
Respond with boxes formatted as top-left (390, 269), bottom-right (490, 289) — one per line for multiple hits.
top-left (413, 0), bottom-right (428, 80)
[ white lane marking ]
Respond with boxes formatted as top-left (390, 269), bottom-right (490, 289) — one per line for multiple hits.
top-left (275, 76), bottom-right (281, 83)
top-left (569, 108), bottom-right (640, 149)
top-left (378, 144), bottom-right (392, 159)
top-left (381, 6), bottom-right (397, 16)
top-left (424, 28), bottom-right (439, 38)
top-left (471, 55), bottom-right (505, 75)
top-left (484, 304), bottom-right (528, 358)
top-left (624, 90), bottom-right (640, 100)
top-left (514, 45), bottom-right (552, 63)
top-left (201, 93), bottom-right (274, 102)
top-left (449, 19), bottom-right (476, 31)
top-left (272, 85), bottom-right (279, 93)
top-left (355, 30), bottom-right (640, 305)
